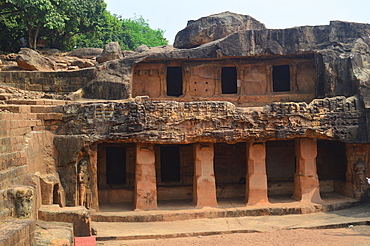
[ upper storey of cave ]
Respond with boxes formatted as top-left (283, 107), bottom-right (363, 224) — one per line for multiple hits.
top-left (84, 13), bottom-right (370, 107)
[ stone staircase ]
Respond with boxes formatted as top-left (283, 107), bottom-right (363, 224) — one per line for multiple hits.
top-left (0, 99), bottom-right (69, 245)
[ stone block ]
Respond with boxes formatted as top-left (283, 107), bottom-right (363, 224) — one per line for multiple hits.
top-left (33, 221), bottom-right (73, 246)
top-left (38, 205), bottom-right (92, 237)
top-left (0, 219), bottom-right (36, 246)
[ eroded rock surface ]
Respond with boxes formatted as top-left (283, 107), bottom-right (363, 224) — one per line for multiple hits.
top-left (96, 41), bottom-right (123, 63)
top-left (174, 11), bottom-right (266, 48)
top-left (67, 48), bottom-right (103, 59)
top-left (16, 48), bottom-right (56, 71)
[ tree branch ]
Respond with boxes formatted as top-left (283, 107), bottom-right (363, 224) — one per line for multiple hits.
top-left (66, 30), bottom-right (96, 39)
top-left (0, 9), bottom-right (23, 16)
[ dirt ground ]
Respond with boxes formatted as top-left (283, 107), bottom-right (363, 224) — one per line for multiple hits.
top-left (97, 226), bottom-right (370, 246)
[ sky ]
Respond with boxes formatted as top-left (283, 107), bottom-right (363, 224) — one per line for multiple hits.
top-left (104, 0), bottom-right (370, 45)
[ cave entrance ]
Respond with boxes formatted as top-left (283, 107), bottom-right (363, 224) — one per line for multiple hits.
top-left (214, 143), bottom-right (246, 202)
top-left (160, 145), bottom-right (181, 182)
top-left (266, 140), bottom-right (296, 200)
top-left (106, 147), bottom-right (127, 185)
top-left (97, 143), bottom-right (135, 209)
top-left (155, 144), bottom-right (194, 204)
top-left (316, 140), bottom-right (347, 195)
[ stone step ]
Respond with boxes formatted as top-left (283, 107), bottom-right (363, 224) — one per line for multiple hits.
top-left (0, 219), bottom-right (36, 246)
top-left (33, 221), bottom-right (73, 246)
top-left (0, 136), bottom-right (26, 154)
top-left (38, 205), bottom-right (93, 237)
top-left (91, 195), bottom-right (361, 223)
top-left (5, 99), bottom-right (69, 106)
top-left (0, 174), bottom-right (28, 191)
top-left (92, 204), bottom-right (370, 242)
top-left (0, 151), bottom-right (27, 171)
top-left (0, 165), bottom-right (28, 187)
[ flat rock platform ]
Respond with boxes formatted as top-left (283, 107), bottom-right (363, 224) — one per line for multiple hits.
top-left (91, 193), bottom-right (370, 242)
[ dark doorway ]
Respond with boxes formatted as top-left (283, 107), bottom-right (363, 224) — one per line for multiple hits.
top-left (167, 67), bottom-right (183, 97)
top-left (106, 147), bottom-right (126, 185)
top-left (272, 65), bottom-right (290, 92)
top-left (317, 140), bottom-right (346, 181)
top-left (221, 67), bottom-right (238, 94)
top-left (266, 140), bottom-right (295, 196)
top-left (214, 143), bottom-right (246, 199)
top-left (160, 145), bottom-right (181, 182)
top-left (53, 184), bottom-right (59, 204)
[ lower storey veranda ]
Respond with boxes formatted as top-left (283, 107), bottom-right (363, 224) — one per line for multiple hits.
top-left (97, 138), bottom-right (349, 211)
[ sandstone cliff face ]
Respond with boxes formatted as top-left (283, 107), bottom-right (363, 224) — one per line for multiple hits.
top-left (83, 20), bottom-right (370, 103)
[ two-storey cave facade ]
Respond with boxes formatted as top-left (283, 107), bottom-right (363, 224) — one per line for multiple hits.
top-left (55, 16), bottom-right (370, 212)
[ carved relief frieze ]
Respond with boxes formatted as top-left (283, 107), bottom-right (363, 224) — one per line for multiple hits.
top-left (59, 95), bottom-right (364, 143)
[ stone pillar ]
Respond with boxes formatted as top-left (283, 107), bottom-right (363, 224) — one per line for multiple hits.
top-left (134, 143), bottom-right (158, 210)
top-left (246, 142), bottom-right (269, 205)
top-left (293, 138), bottom-right (323, 203)
top-left (193, 143), bottom-right (218, 208)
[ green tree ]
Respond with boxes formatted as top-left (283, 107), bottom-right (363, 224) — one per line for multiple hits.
top-left (5, 0), bottom-right (70, 49)
top-left (0, 11), bottom-right (26, 52)
top-left (46, 0), bottom-right (107, 49)
top-left (73, 14), bottom-right (168, 51)
top-left (0, 0), bottom-right (168, 51)
top-left (72, 10), bottom-right (123, 49)
top-left (120, 16), bottom-right (168, 50)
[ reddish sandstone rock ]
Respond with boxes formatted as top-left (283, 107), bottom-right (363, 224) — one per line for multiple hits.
top-left (16, 48), bottom-right (56, 71)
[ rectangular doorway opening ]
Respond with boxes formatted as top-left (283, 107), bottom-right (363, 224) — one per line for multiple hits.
top-left (106, 147), bottom-right (126, 185)
top-left (160, 145), bottom-right (181, 182)
top-left (272, 65), bottom-right (290, 92)
top-left (166, 67), bottom-right (183, 97)
top-left (214, 143), bottom-right (246, 200)
top-left (266, 140), bottom-right (295, 198)
top-left (221, 67), bottom-right (237, 94)
top-left (317, 140), bottom-right (347, 195)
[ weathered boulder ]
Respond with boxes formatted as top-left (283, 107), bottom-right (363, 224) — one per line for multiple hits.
top-left (16, 48), bottom-right (56, 71)
top-left (174, 11), bottom-right (266, 48)
top-left (96, 41), bottom-right (123, 63)
top-left (70, 58), bottom-right (95, 68)
top-left (134, 44), bottom-right (150, 53)
top-left (67, 48), bottom-right (103, 59)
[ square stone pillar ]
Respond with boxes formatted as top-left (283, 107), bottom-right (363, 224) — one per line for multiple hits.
top-left (293, 138), bottom-right (323, 203)
top-left (193, 143), bottom-right (218, 208)
top-left (246, 142), bottom-right (269, 205)
top-left (134, 143), bottom-right (158, 210)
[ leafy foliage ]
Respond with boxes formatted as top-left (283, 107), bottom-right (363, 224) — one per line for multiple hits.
top-left (0, 0), bottom-right (168, 51)
top-left (73, 14), bottom-right (168, 51)
top-left (120, 16), bottom-right (168, 50)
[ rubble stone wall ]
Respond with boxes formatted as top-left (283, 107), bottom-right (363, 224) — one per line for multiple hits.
top-left (0, 101), bottom-right (65, 223)
top-left (0, 68), bottom-right (96, 94)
